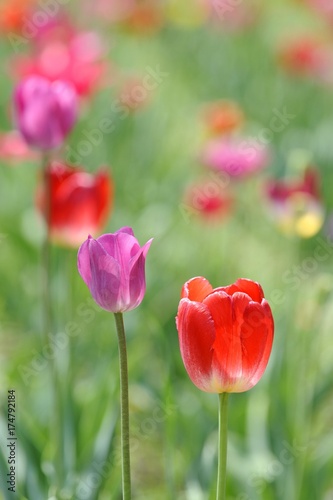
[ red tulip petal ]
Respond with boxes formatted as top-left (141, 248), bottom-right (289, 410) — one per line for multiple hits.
top-left (235, 278), bottom-right (264, 303)
top-left (176, 298), bottom-right (215, 392)
top-left (216, 278), bottom-right (264, 303)
top-left (239, 300), bottom-right (274, 389)
top-left (204, 291), bottom-right (245, 391)
top-left (181, 276), bottom-right (213, 302)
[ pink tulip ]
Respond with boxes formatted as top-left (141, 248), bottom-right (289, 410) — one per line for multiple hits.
top-left (77, 227), bottom-right (152, 313)
top-left (201, 138), bottom-right (269, 178)
top-left (13, 76), bottom-right (78, 150)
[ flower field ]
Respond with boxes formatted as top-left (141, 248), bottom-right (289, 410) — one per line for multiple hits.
top-left (1, 1), bottom-right (333, 499)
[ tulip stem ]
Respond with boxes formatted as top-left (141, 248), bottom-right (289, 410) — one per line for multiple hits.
top-left (216, 392), bottom-right (229, 500)
top-left (114, 312), bottom-right (131, 500)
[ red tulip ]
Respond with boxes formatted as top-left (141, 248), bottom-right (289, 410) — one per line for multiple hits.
top-left (37, 161), bottom-right (113, 247)
top-left (176, 277), bottom-right (274, 393)
top-left (12, 18), bottom-right (106, 97)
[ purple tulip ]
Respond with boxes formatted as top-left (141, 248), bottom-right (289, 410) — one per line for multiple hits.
top-left (77, 227), bottom-right (153, 313)
top-left (14, 76), bottom-right (78, 151)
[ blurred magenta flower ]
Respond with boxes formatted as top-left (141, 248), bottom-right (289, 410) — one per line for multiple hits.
top-left (201, 138), bottom-right (269, 178)
top-left (37, 161), bottom-right (113, 247)
top-left (77, 228), bottom-right (152, 313)
top-left (176, 277), bottom-right (274, 393)
top-left (13, 17), bottom-right (106, 96)
top-left (14, 76), bottom-right (77, 150)
top-left (265, 167), bottom-right (324, 238)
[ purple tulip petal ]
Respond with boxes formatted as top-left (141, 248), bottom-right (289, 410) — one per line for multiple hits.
top-left (88, 237), bottom-right (121, 312)
top-left (115, 226), bottom-right (135, 236)
top-left (127, 239), bottom-right (153, 310)
top-left (13, 76), bottom-right (77, 151)
top-left (77, 236), bottom-right (93, 287)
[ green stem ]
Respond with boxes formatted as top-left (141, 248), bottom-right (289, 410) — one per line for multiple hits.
top-left (114, 312), bottom-right (131, 500)
top-left (41, 154), bottom-right (64, 488)
top-left (216, 393), bottom-right (229, 500)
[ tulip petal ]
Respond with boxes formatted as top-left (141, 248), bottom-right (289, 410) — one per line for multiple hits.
top-left (181, 276), bottom-right (213, 301)
top-left (97, 232), bottom-right (140, 268)
top-left (77, 236), bottom-right (93, 286)
top-left (239, 300), bottom-right (274, 389)
top-left (115, 226), bottom-right (135, 237)
top-left (216, 278), bottom-right (264, 303)
top-left (176, 298), bottom-right (216, 392)
top-left (235, 279), bottom-right (264, 303)
top-left (87, 237), bottom-right (121, 312)
top-left (127, 239), bottom-right (152, 311)
top-left (204, 291), bottom-right (245, 391)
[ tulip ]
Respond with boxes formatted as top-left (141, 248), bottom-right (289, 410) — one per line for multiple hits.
top-left (176, 277), bottom-right (274, 393)
top-left (201, 138), bottom-right (269, 178)
top-left (13, 76), bottom-right (78, 150)
top-left (37, 162), bottom-right (112, 247)
top-left (12, 18), bottom-right (106, 97)
top-left (77, 227), bottom-right (152, 498)
top-left (183, 180), bottom-right (234, 221)
top-left (77, 227), bottom-right (152, 313)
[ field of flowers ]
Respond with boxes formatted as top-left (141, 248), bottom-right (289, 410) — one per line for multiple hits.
top-left (1, 1), bottom-right (333, 499)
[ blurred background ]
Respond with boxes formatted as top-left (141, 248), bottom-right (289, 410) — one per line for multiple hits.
top-left (1, 0), bottom-right (333, 498)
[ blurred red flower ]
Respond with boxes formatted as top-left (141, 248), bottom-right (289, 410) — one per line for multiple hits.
top-left (13, 17), bottom-right (106, 97)
top-left (183, 180), bottom-right (234, 221)
top-left (278, 36), bottom-right (333, 84)
top-left (37, 161), bottom-right (113, 247)
top-left (176, 277), bottom-right (274, 393)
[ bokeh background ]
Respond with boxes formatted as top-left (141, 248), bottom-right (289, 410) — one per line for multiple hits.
top-left (1, 0), bottom-right (333, 498)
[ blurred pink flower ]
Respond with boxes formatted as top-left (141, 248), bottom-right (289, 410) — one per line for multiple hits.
top-left (208, 0), bottom-right (259, 31)
top-left (84, 0), bottom-right (135, 24)
top-left (201, 138), bottom-right (269, 178)
top-left (0, 130), bottom-right (38, 163)
top-left (14, 76), bottom-right (78, 150)
top-left (306, 0), bottom-right (333, 24)
top-left (13, 17), bottom-right (106, 97)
